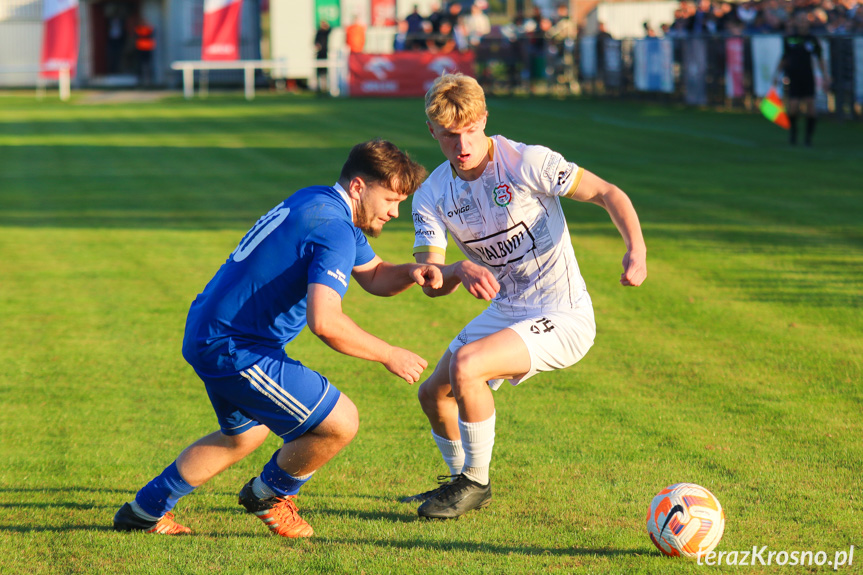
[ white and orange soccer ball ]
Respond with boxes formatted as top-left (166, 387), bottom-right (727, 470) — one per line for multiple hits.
top-left (646, 483), bottom-right (725, 558)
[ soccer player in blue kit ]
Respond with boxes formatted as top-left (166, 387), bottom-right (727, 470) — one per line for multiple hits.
top-left (113, 139), bottom-right (441, 538)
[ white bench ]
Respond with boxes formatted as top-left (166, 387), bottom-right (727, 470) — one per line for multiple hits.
top-left (0, 65), bottom-right (72, 101)
top-left (170, 60), bottom-right (290, 100)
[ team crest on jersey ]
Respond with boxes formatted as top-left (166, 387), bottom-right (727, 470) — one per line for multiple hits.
top-left (493, 183), bottom-right (512, 207)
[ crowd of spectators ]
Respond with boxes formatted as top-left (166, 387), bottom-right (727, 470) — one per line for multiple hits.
top-left (390, 2), bottom-right (580, 60)
top-left (660, 0), bottom-right (863, 37)
top-left (393, 1), bottom-right (492, 54)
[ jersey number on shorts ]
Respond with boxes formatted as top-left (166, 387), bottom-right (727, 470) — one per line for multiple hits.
top-left (231, 206), bottom-right (291, 262)
top-left (529, 317), bottom-right (555, 334)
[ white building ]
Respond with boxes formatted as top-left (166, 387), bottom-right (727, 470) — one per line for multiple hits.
top-left (0, 0), bottom-right (262, 87)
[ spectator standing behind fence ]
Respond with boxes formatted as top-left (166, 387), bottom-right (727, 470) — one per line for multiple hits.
top-left (737, 0), bottom-right (759, 28)
top-left (394, 19), bottom-right (410, 52)
top-left (428, 20), bottom-right (457, 54)
top-left (643, 21), bottom-right (658, 37)
top-left (406, 5), bottom-right (426, 50)
top-left (548, 5), bottom-right (576, 86)
top-left (453, 16), bottom-right (470, 52)
top-left (428, 2), bottom-right (445, 36)
top-left (445, 2), bottom-right (463, 28)
top-left (463, 2), bottom-right (491, 47)
top-left (775, 12), bottom-right (830, 146)
top-left (135, 18), bottom-right (155, 87)
top-left (594, 22), bottom-right (612, 74)
top-left (762, 0), bottom-right (789, 31)
top-left (527, 12), bottom-right (553, 84)
top-left (714, 2), bottom-right (742, 34)
top-left (314, 20), bottom-right (331, 92)
top-left (345, 17), bottom-right (366, 53)
top-left (107, 14), bottom-right (126, 74)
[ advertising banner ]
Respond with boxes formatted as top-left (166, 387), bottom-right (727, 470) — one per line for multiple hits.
top-left (603, 39), bottom-right (622, 88)
top-left (815, 38), bottom-right (830, 112)
top-left (725, 37), bottom-right (744, 99)
top-left (202, 0), bottom-right (243, 61)
top-left (856, 38), bottom-right (863, 104)
top-left (40, 0), bottom-right (79, 79)
top-left (634, 38), bottom-right (673, 93)
top-left (348, 52), bottom-right (475, 97)
top-left (579, 36), bottom-right (596, 80)
top-left (684, 37), bottom-right (707, 105)
top-left (751, 35), bottom-right (783, 97)
top-left (315, 0), bottom-right (340, 27)
top-left (371, 0), bottom-right (396, 27)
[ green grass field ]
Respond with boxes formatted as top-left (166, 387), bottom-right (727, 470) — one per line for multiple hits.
top-left (0, 91), bottom-right (861, 574)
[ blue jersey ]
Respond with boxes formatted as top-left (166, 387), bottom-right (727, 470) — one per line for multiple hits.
top-left (182, 185), bottom-right (376, 375)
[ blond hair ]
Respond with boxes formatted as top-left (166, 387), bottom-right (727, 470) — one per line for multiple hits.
top-left (424, 73), bottom-right (487, 129)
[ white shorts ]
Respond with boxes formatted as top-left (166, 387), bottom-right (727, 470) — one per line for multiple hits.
top-left (448, 297), bottom-right (596, 390)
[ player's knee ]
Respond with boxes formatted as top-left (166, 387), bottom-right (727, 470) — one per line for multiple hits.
top-left (417, 382), bottom-right (439, 415)
top-left (418, 377), bottom-right (453, 412)
top-left (417, 380), bottom-right (432, 407)
top-left (449, 346), bottom-right (485, 390)
top-left (332, 396), bottom-right (359, 445)
top-left (226, 425), bottom-right (269, 451)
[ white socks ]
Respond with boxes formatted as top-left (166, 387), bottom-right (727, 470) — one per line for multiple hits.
top-left (252, 476), bottom-right (277, 499)
top-left (129, 499), bottom-right (162, 521)
top-left (458, 411), bottom-right (496, 486)
top-left (432, 430), bottom-right (465, 476)
top-left (252, 472), bottom-right (314, 499)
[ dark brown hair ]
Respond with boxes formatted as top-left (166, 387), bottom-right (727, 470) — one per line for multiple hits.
top-left (339, 139), bottom-right (427, 196)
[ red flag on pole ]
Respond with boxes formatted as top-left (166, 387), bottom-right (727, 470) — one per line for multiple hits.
top-left (759, 86), bottom-right (790, 130)
top-left (40, 0), bottom-right (79, 79)
top-left (202, 0), bottom-right (243, 61)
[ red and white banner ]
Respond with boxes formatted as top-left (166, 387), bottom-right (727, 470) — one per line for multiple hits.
top-left (348, 52), bottom-right (475, 97)
top-left (202, 0), bottom-right (243, 61)
top-left (725, 37), bottom-right (744, 99)
top-left (40, 0), bottom-right (79, 79)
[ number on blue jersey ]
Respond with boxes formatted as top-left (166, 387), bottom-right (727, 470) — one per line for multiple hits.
top-left (231, 206), bottom-right (291, 262)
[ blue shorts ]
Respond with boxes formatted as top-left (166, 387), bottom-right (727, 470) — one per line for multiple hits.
top-left (195, 351), bottom-right (341, 442)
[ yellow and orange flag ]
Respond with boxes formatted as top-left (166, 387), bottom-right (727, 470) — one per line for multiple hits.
top-left (760, 87), bottom-right (790, 130)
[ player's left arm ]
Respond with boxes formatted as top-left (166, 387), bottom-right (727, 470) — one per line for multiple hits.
top-left (352, 255), bottom-right (443, 297)
top-left (565, 169), bottom-right (647, 287)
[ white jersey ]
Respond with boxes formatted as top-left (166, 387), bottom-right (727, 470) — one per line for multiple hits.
top-left (412, 135), bottom-right (589, 317)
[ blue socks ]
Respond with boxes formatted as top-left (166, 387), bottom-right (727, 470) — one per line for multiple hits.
top-left (257, 451), bottom-right (313, 497)
top-left (131, 451), bottom-right (310, 521)
top-left (134, 461), bottom-right (196, 518)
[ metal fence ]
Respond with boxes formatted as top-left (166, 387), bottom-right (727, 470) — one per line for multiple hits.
top-left (470, 33), bottom-right (863, 120)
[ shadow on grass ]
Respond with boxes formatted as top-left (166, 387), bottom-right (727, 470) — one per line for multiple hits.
top-left (321, 536), bottom-right (643, 558)
top-left (0, 524), bottom-right (115, 533)
top-left (0, 487), bottom-right (133, 495)
top-left (0, 502), bottom-right (116, 510)
top-left (0, 523), bottom-right (644, 559)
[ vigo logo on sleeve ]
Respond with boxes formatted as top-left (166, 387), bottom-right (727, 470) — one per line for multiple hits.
top-left (463, 222), bottom-right (535, 267)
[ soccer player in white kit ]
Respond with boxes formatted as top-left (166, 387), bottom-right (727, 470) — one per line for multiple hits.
top-left (406, 73), bottom-right (647, 518)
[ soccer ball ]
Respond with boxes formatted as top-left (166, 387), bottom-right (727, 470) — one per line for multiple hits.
top-left (646, 483), bottom-right (725, 558)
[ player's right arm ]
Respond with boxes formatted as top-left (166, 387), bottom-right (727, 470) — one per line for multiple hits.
top-left (415, 252), bottom-right (500, 301)
top-left (411, 174), bottom-right (500, 301)
top-left (306, 282), bottom-right (427, 384)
